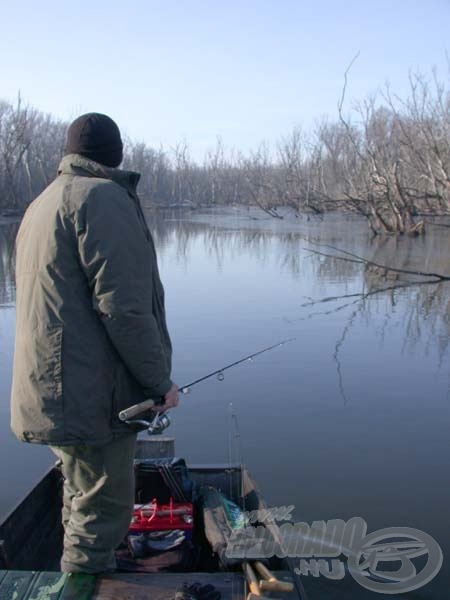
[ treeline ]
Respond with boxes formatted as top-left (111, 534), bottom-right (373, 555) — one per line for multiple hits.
top-left (1, 70), bottom-right (449, 234)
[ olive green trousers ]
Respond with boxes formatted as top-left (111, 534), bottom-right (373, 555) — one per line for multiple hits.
top-left (50, 433), bottom-right (137, 573)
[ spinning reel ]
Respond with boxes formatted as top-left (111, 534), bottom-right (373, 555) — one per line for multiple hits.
top-left (121, 407), bottom-right (171, 435)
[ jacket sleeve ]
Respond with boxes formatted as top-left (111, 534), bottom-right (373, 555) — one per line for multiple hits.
top-left (76, 182), bottom-right (172, 398)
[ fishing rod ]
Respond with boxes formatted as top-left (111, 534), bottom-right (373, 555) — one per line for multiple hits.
top-left (118, 337), bottom-right (295, 431)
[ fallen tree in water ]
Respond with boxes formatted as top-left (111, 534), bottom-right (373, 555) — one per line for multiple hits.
top-left (304, 242), bottom-right (450, 282)
top-left (296, 238), bottom-right (450, 402)
top-left (327, 57), bottom-right (450, 235)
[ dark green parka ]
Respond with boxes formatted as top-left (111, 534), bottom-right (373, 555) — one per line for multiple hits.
top-left (11, 154), bottom-right (172, 445)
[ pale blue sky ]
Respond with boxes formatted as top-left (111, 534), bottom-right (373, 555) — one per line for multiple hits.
top-left (0, 0), bottom-right (448, 159)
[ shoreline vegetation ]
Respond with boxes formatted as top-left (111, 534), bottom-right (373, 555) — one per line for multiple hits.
top-left (0, 68), bottom-right (448, 235)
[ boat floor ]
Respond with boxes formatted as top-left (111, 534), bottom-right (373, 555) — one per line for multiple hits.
top-left (0, 569), bottom-right (297, 600)
top-left (96, 572), bottom-right (245, 600)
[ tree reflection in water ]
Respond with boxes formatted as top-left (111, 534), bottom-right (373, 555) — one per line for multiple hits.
top-left (2, 211), bottom-right (450, 389)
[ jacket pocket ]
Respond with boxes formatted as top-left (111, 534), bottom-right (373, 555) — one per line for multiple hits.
top-left (49, 325), bottom-right (63, 405)
top-left (111, 361), bottom-right (146, 424)
top-left (31, 323), bottom-right (64, 428)
top-left (12, 321), bottom-right (65, 441)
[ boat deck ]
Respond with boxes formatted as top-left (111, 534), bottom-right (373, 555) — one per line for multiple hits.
top-left (0, 569), bottom-right (297, 600)
top-left (0, 441), bottom-right (306, 599)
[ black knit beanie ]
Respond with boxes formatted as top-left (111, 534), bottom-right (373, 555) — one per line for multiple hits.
top-left (65, 113), bottom-right (123, 168)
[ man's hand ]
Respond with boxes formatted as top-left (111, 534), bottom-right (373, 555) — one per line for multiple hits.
top-left (159, 383), bottom-right (179, 410)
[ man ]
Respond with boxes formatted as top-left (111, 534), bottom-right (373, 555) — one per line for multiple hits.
top-left (10, 113), bottom-right (178, 573)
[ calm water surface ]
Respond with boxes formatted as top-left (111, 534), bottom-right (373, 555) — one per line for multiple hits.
top-left (0, 208), bottom-right (449, 599)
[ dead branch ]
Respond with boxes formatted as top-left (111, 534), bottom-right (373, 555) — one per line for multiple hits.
top-left (333, 304), bottom-right (363, 405)
top-left (304, 241), bottom-right (450, 280)
top-left (299, 278), bottom-right (437, 308)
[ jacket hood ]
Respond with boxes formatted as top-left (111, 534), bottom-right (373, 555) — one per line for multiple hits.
top-left (58, 154), bottom-right (141, 196)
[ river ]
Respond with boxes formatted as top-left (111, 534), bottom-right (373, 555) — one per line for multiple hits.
top-left (0, 208), bottom-right (449, 598)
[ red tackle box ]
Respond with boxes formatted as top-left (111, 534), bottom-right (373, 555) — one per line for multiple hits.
top-left (129, 498), bottom-right (194, 533)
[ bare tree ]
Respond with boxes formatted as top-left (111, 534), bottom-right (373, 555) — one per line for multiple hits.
top-left (0, 64), bottom-right (448, 229)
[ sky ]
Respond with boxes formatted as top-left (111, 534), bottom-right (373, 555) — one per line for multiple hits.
top-left (0, 0), bottom-right (448, 160)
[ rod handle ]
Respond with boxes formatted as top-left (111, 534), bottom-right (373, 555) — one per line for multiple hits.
top-left (259, 580), bottom-right (294, 593)
top-left (242, 562), bottom-right (261, 596)
top-left (254, 561), bottom-right (294, 593)
top-left (253, 561), bottom-right (273, 581)
top-left (118, 399), bottom-right (156, 421)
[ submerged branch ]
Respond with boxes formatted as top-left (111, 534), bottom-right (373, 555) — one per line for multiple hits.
top-left (304, 241), bottom-right (450, 281)
top-left (424, 221), bottom-right (450, 229)
top-left (333, 304), bottom-right (363, 406)
top-left (300, 278), bottom-right (440, 308)
top-left (296, 238), bottom-right (450, 404)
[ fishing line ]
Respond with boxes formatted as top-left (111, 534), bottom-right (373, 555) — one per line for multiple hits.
top-left (231, 403), bottom-right (245, 513)
top-left (227, 401), bottom-right (245, 508)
